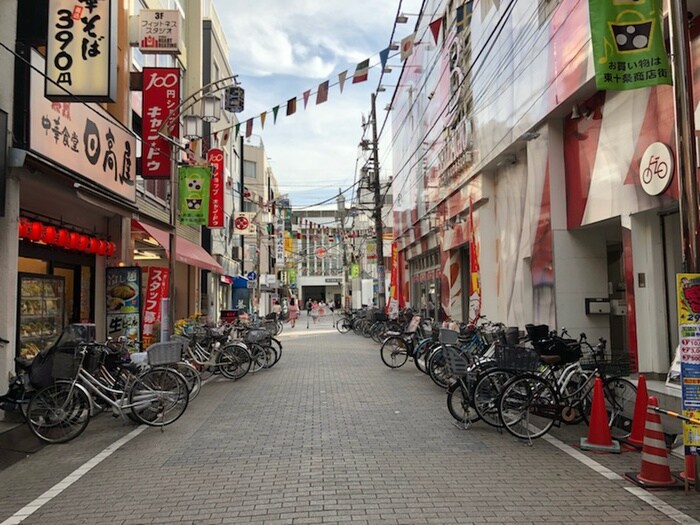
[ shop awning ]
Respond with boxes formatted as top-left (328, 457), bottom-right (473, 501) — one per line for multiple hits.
top-left (132, 220), bottom-right (225, 274)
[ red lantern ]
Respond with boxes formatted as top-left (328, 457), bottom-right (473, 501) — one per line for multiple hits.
top-left (105, 241), bottom-right (116, 256)
top-left (29, 222), bottom-right (43, 242)
top-left (89, 237), bottom-right (102, 253)
top-left (18, 220), bottom-right (31, 239)
top-left (78, 234), bottom-right (89, 252)
top-left (96, 240), bottom-right (107, 255)
top-left (69, 232), bottom-right (80, 250)
top-left (57, 229), bottom-right (70, 247)
top-left (43, 226), bottom-right (58, 245)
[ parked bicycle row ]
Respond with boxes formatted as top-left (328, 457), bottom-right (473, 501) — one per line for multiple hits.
top-left (342, 309), bottom-right (636, 444)
top-left (0, 317), bottom-right (284, 445)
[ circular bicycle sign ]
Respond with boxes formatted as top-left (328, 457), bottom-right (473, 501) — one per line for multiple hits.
top-left (639, 142), bottom-right (674, 196)
top-left (315, 246), bottom-right (327, 259)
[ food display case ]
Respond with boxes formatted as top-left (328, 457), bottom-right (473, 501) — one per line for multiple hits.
top-left (17, 273), bottom-right (65, 360)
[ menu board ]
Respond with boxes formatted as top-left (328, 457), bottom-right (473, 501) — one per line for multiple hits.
top-left (106, 266), bottom-right (141, 341)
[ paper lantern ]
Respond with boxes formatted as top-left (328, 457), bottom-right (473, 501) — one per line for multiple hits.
top-left (43, 226), bottom-right (58, 245)
top-left (57, 229), bottom-right (70, 247)
top-left (86, 237), bottom-right (99, 253)
top-left (69, 232), bottom-right (80, 250)
top-left (105, 241), bottom-right (116, 256)
top-left (29, 222), bottom-right (43, 242)
top-left (18, 220), bottom-right (31, 239)
top-left (96, 240), bottom-right (107, 255)
top-left (78, 234), bottom-right (89, 252)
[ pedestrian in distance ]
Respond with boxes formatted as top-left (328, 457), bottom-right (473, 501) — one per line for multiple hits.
top-left (288, 297), bottom-right (299, 328)
top-left (311, 299), bottom-right (320, 324)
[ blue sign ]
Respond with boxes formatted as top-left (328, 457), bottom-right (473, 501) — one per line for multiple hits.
top-left (246, 271), bottom-right (257, 281)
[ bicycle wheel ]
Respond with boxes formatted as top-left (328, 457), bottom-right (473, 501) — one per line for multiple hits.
top-left (380, 336), bottom-right (409, 368)
top-left (249, 343), bottom-right (268, 373)
top-left (168, 361), bottom-right (202, 400)
top-left (129, 368), bottom-right (189, 426)
top-left (261, 344), bottom-right (279, 369)
top-left (26, 381), bottom-right (91, 444)
top-left (603, 377), bottom-right (637, 439)
top-left (498, 373), bottom-right (558, 440)
top-left (428, 346), bottom-right (453, 388)
top-left (336, 317), bottom-right (351, 334)
top-left (473, 368), bottom-right (514, 428)
top-left (270, 337), bottom-right (283, 365)
top-left (216, 344), bottom-right (251, 380)
top-left (446, 380), bottom-right (480, 424)
top-left (414, 340), bottom-right (437, 375)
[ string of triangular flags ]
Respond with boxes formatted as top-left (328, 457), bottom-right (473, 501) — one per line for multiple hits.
top-left (205, 1), bottom-right (474, 148)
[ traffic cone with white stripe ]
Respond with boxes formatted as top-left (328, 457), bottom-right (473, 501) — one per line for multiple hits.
top-left (625, 396), bottom-right (682, 489)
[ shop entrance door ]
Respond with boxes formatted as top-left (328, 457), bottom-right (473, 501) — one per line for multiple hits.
top-left (607, 242), bottom-right (628, 360)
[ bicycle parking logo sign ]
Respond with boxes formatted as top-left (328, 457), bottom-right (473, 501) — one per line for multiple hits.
top-left (639, 142), bottom-right (673, 196)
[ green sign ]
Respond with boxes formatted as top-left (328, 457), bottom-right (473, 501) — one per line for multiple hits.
top-left (589, 0), bottom-right (671, 91)
top-left (179, 166), bottom-right (211, 226)
top-left (287, 268), bottom-right (297, 284)
top-left (350, 264), bottom-right (360, 278)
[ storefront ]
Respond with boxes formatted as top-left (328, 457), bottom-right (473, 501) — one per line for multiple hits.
top-left (410, 250), bottom-right (441, 321)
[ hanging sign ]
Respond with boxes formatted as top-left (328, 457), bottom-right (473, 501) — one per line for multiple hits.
top-left (639, 142), bottom-right (673, 196)
top-left (589, 0), bottom-right (671, 91)
top-left (233, 212), bottom-right (257, 236)
top-left (138, 10), bottom-right (183, 54)
top-left (678, 274), bottom-right (700, 455)
top-left (275, 214), bottom-right (285, 267)
top-left (350, 264), bottom-right (360, 278)
top-left (46, 0), bottom-right (117, 102)
top-left (141, 267), bottom-right (169, 349)
top-left (142, 67), bottom-right (180, 179)
top-left (207, 148), bottom-right (224, 228)
top-left (224, 86), bottom-right (245, 113)
top-left (106, 266), bottom-right (141, 341)
top-left (178, 166), bottom-right (211, 226)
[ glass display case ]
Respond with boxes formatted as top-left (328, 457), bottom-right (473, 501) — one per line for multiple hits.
top-left (17, 273), bottom-right (65, 360)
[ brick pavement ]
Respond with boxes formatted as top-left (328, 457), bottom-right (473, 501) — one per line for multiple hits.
top-left (0, 327), bottom-right (698, 524)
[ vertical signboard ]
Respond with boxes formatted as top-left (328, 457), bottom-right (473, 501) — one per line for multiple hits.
top-left (142, 267), bottom-right (169, 348)
top-left (142, 67), bottom-right (180, 178)
top-left (207, 148), bottom-right (224, 228)
top-left (275, 213), bottom-right (285, 268)
top-left (106, 266), bottom-right (141, 341)
top-left (678, 274), bottom-right (700, 454)
top-left (178, 166), bottom-right (211, 226)
top-left (387, 242), bottom-right (399, 317)
top-left (46, 0), bottom-right (117, 101)
top-left (138, 9), bottom-right (183, 54)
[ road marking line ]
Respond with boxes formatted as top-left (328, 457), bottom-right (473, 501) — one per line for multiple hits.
top-left (0, 426), bottom-right (146, 525)
top-left (542, 434), bottom-right (698, 524)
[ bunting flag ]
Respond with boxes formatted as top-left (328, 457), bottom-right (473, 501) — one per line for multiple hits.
top-left (286, 97), bottom-right (297, 116)
top-left (338, 70), bottom-right (348, 92)
top-left (260, 111), bottom-right (267, 129)
top-left (245, 119), bottom-right (253, 138)
top-left (213, 131), bottom-right (219, 145)
top-left (401, 33), bottom-right (415, 61)
top-left (429, 17), bottom-right (443, 44)
top-left (221, 130), bottom-right (229, 146)
top-left (303, 89), bottom-right (311, 109)
top-left (316, 80), bottom-right (329, 104)
top-left (272, 105), bottom-right (280, 123)
top-left (352, 59), bottom-right (369, 84)
top-left (379, 47), bottom-right (389, 70)
top-left (234, 123), bottom-right (240, 137)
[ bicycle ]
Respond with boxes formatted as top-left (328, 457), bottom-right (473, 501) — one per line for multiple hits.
top-left (178, 325), bottom-right (252, 381)
top-left (379, 317), bottom-right (437, 373)
top-left (26, 341), bottom-right (189, 444)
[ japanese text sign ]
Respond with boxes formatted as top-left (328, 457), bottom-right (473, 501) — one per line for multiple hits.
top-left (275, 214), bottom-right (285, 268)
top-left (139, 10), bottom-right (183, 54)
top-left (207, 148), bottom-right (224, 228)
top-left (142, 267), bottom-right (169, 348)
top-left (678, 274), bottom-right (700, 454)
top-left (30, 50), bottom-right (135, 202)
top-left (106, 266), bottom-right (141, 341)
top-left (46, 0), bottom-right (116, 101)
top-left (142, 67), bottom-right (180, 179)
top-left (589, 0), bottom-right (671, 91)
top-left (178, 166), bottom-right (211, 226)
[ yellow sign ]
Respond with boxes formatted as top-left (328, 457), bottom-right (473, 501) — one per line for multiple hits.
top-left (684, 410), bottom-right (700, 448)
top-left (678, 274), bottom-right (700, 325)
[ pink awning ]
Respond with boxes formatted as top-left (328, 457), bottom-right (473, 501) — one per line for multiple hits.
top-left (132, 220), bottom-right (224, 274)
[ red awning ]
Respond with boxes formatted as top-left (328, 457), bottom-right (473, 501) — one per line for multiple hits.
top-left (132, 220), bottom-right (224, 274)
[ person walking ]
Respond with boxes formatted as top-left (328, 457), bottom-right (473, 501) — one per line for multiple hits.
top-left (311, 299), bottom-right (320, 324)
top-left (288, 297), bottom-right (299, 328)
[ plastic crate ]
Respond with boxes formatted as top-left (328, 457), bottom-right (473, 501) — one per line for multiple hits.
top-left (147, 341), bottom-right (183, 366)
top-left (494, 344), bottom-right (541, 371)
top-left (443, 345), bottom-right (471, 377)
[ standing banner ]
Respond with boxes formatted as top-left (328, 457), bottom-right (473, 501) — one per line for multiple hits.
top-left (106, 266), bottom-right (141, 341)
top-left (178, 166), bottom-right (211, 225)
top-left (142, 267), bottom-right (169, 349)
top-left (468, 201), bottom-right (481, 325)
top-left (386, 242), bottom-right (400, 318)
top-left (589, 0), bottom-right (671, 91)
top-left (678, 274), bottom-right (700, 455)
top-left (142, 68), bottom-right (180, 178)
top-left (207, 148), bottom-right (224, 228)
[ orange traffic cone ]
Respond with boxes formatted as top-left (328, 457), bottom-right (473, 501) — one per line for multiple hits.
top-left (625, 374), bottom-right (648, 448)
top-left (625, 396), bottom-right (682, 489)
top-left (580, 377), bottom-right (621, 453)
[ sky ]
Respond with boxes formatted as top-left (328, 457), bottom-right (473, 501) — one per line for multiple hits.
top-left (211, 0), bottom-right (424, 209)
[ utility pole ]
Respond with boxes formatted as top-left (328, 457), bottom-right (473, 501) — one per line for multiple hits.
top-left (370, 93), bottom-right (385, 311)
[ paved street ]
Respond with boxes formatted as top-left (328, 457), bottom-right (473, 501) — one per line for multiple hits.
top-left (1, 322), bottom-right (700, 524)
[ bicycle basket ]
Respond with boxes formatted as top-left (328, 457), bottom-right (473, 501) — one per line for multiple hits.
top-left (443, 345), bottom-right (471, 377)
top-left (494, 344), bottom-right (541, 372)
top-left (439, 328), bottom-right (459, 345)
top-left (581, 352), bottom-right (630, 376)
top-left (245, 329), bottom-right (270, 344)
top-left (147, 341), bottom-right (183, 366)
top-left (51, 349), bottom-right (81, 380)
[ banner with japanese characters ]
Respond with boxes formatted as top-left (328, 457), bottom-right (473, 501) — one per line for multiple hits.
top-left (589, 0), bottom-right (671, 91)
top-left (138, 10), bottom-right (183, 54)
top-left (178, 166), bottom-right (211, 226)
top-left (142, 68), bottom-right (180, 178)
top-left (30, 50), bottom-right (136, 202)
top-left (207, 148), bottom-right (225, 228)
top-left (275, 214), bottom-right (285, 268)
top-left (46, 0), bottom-right (117, 101)
top-left (106, 266), bottom-right (141, 341)
top-left (142, 267), bottom-right (169, 349)
top-left (232, 212), bottom-right (257, 236)
top-left (678, 274), bottom-right (700, 454)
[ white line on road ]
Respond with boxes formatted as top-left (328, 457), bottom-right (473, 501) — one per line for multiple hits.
top-left (542, 434), bottom-right (699, 524)
top-left (0, 426), bottom-right (146, 525)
